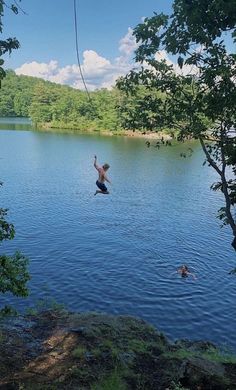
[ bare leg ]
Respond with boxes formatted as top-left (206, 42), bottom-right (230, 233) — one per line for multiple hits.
top-left (94, 190), bottom-right (109, 195)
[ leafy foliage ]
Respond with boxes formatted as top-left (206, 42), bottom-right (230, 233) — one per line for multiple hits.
top-left (0, 0), bottom-right (21, 86)
top-left (0, 208), bottom-right (14, 241)
top-left (1, 71), bottom-right (124, 131)
top-left (117, 0), bottom-right (236, 249)
top-left (117, 85), bottom-right (169, 131)
top-left (0, 182), bottom-right (30, 315)
top-left (0, 252), bottom-right (29, 296)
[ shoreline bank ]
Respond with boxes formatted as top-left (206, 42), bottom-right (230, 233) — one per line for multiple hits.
top-left (1, 309), bottom-right (236, 389)
top-left (0, 116), bottom-right (175, 140)
top-left (39, 124), bottom-right (175, 140)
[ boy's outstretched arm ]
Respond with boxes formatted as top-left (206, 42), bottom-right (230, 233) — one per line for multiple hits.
top-left (94, 155), bottom-right (99, 170)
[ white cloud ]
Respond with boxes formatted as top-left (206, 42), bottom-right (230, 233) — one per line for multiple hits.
top-left (118, 27), bottom-right (138, 56)
top-left (143, 50), bottom-right (199, 77)
top-left (15, 27), bottom-right (140, 90)
top-left (15, 60), bottom-right (59, 79)
top-left (82, 50), bottom-right (111, 77)
top-left (15, 26), bottom-right (199, 91)
top-left (15, 47), bottom-right (136, 91)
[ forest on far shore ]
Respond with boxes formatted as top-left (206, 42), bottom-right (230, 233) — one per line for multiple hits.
top-left (0, 70), bottom-right (171, 134)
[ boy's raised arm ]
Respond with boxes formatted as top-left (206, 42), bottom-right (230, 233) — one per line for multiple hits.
top-left (94, 155), bottom-right (99, 170)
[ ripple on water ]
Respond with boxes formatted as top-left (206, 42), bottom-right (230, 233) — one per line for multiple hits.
top-left (0, 128), bottom-right (235, 350)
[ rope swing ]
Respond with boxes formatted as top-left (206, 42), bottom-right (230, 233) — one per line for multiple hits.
top-left (73, 0), bottom-right (92, 101)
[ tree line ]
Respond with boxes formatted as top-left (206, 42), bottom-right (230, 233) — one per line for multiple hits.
top-left (1, 70), bottom-right (172, 134)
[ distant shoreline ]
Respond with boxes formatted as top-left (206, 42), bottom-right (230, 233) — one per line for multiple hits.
top-left (40, 122), bottom-right (175, 140)
top-left (106, 129), bottom-right (173, 140)
top-left (0, 117), bottom-right (175, 140)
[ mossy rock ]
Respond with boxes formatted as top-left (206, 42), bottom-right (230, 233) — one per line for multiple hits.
top-left (0, 310), bottom-right (235, 389)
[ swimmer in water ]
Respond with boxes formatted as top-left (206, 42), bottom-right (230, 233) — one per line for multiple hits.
top-left (177, 265), bottom-right (196, 279)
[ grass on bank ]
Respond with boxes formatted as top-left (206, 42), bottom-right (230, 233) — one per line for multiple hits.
top-left (91, 368), bottom-right (127, 390)
top-left (164, 346), bottom-right (236, 364)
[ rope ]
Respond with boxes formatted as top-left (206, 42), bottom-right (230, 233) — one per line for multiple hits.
top-left (73, 0), bottom-right (92, 101)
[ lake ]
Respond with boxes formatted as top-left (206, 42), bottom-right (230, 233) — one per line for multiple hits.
top-left (1, 118), bottom-right (235, 350)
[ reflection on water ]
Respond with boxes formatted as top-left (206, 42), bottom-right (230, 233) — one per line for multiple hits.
top-left (0, 117), bottom-right (32, 131)
top-left (0, 118), bottom-right (236, 351)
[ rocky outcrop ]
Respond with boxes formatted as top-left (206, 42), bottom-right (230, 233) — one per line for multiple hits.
top-left (0, 310), bottom-right (235, 389)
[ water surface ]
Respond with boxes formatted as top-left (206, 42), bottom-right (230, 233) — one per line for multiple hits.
top-left (1, 118), bottom-right (235, 350)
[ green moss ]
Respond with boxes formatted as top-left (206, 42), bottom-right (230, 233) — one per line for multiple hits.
top-left (69, 366), bottom-right (95, 382)
top-left (90, 347), bottom-right (102, 359)
top-left (72, 345), bottom-right (87, 359)
top-left (127, 338), bottom-right (165, 355)
top-left (100, 339), bottom-right (114, 349)
top-left (164, 349), bottom-right (194, 360)
top-left (127, 339), bottom-right (150, 353)
top-left (202, 347), bottom-right (236, 364)
top-left (99, 340), bottom-right (120, 361)
top-left (91, 368), bottom-right (127, 390)
top-left (164, 347), bottom-right (236, 365)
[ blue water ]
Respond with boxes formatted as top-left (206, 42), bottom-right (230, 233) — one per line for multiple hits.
top-left (0, 118), bottom-right (235, 350)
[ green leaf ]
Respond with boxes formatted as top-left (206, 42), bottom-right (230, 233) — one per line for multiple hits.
top-left (177, 56), bottom-right (184, 69)
top-left (11, 4), bottom-right (18, 14)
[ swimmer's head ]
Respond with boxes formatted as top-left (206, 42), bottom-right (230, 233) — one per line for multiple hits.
top-left (103, 163), bottom-right (110, 171)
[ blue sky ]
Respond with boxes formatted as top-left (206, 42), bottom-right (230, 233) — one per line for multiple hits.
top-left (4, 1), bottom-right (173, 66)
top-left (2, 1), bottom-right (235, 90)
top-left (2, 0), bottom-right (174, 89)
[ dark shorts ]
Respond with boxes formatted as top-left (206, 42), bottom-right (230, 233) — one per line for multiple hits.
top-left (96, 180), bottom-right (108, 192)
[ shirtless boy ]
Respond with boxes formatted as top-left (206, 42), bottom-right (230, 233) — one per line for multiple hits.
top-left (94, 155), bottom-right (111, 195)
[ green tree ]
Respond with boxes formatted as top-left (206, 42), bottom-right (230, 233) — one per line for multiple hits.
top-left (29, 82), bottom-right (59, 124)
top-left (0, 1), bottom-right (21, 86)
top-left (14, 91), bottom-right (32, 116)
top-left (117, 85), bottom-right (167, 131)
top-left (0, 94), bottom-right (14, 115)
top-left (0, 70), bottom-right (122, 132)
top-left (117, 0), bottom-right (236, 249)
top-left (0, 70), bottom-right (41, 117)
top-left (0, 182), bottom-right (30, 315)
